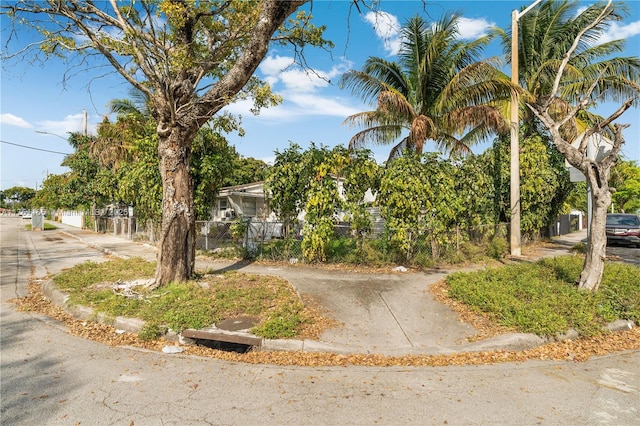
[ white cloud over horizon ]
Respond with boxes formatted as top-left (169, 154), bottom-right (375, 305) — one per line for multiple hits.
top-left (574, 6), bottom-right (639, 45)
top-left (362, 11), bottom-right (496, 57)
top-left (223, 54), bottom-right (362, 120)
top-left (598, 20), bottom-right (640, 43)
top-left (260, 54), bottom-right (352, 93)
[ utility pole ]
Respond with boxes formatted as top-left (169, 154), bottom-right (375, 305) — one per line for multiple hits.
top-left (510, 9), bottom-right (521, 257)
top-left (509, 0), bottom-right (544, 257)
top-left (83, 109), bottom-right (88, 137)
top-left (82, 109), bottom-right (97, 232)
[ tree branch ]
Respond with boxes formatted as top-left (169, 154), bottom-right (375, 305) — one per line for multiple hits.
top-left (546, 0), bottom-right (613, 109)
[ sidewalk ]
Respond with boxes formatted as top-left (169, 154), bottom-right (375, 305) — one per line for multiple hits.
top-left (48, 221), bottom-right (589, 355)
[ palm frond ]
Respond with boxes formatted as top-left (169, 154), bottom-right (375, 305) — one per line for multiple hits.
top-left (442, 105), bottom-right (508, 140)
top-left (348, 124), bottom-right (404, 150)
top-left (378, 89), bottom-right (416, 119)
top-left (387, 137), bottom-right (411, 162)
top-left (339, 58), bottom-right (409, 105)
top-left (409, 115), bottom-right (436, 154)
top-left (435, 132), bottom-right (472, 158)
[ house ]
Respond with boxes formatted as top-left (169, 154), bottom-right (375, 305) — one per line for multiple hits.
top-left (566, 132), bottom-right (614, 182)
top-left (210, 181), bottom-right (272, 221)
top-left (212, 179), bottom-right (378, 215)
top-left (210, 180), bottom-right (381, 232)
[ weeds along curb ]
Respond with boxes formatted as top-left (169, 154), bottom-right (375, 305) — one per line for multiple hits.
top-left (42, 279), bottom-right (147, 335)
top-left (39, 278), bottom-right (637, 356)
top-left (39, 278), bottom-right (324, 352)
top-left (39, 279), bottom-right (289, 349)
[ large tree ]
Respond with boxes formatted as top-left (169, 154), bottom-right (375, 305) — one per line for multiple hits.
top-left (1, 186), bottom-right (36, 210)
top-left (96, 93), bottom-right (250, 223)
top-left (522, 1), bottom-right (640, 291)
top-left (2, 0), bottom-right (328, 286)
top-left (340, 14), bottom-right (515, 160)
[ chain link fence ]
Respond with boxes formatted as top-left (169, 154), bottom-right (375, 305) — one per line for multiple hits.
top-left (91, 216), bottom-right (160, 243)
top-left (79, 214), bottom-right (509, 266)
top-left (52, 208), bottom-right (576, 267)
top-left (193, 219), bottom-right (510, 266)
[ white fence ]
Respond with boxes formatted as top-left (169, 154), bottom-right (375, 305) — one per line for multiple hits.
top-left (60, 210), bottom-right (84, 228)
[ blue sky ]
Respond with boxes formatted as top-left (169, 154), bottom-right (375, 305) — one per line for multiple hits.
top-left (1, 0), bottom-right (639, 191)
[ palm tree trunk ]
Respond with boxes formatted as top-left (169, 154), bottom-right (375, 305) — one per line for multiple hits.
top-left (154, 127), bottom-right (196, 286)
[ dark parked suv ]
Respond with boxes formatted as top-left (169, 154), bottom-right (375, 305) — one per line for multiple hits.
top-left (606, 214), bottom-right (640, 248)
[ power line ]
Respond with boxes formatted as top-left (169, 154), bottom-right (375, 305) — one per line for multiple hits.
top-left (0, 139), bottom-right (71, 155)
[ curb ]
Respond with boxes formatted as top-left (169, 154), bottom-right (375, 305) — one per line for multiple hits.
top-left (42, 279), bottom-right (145, 333)
top-left (40, 277), bottom-right (326, 352)
top-left (39, 277), bottom-right (636, 355)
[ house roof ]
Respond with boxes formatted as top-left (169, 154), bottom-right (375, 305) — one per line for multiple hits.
top-left (218, 181), bottom-right (267, 197)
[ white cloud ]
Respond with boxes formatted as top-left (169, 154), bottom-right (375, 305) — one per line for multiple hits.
top-left (237, 54), bottom-right (361, 120)
top-left (279, 68), bottom-right (331, 92)
top-left (36, 112), bottom-right (98, 136)
top-left (598, 20), bottom-right (640, 43)
top-left (457, 17), bottom-right (495, 40)
top-left (285, 93), bottom-right (362, 117)
top-left (0, 113), bottom-right (32, 128)
top-left (259, 54), bottom-right (350, 93)
top-left (225, 93), bottom-right (361, 121)
top-left (575, 5), bottom-right (640, 44)
top-left (363, 11), bottom-right (402, 55)
top-left (259, 55), bottom-right (296, 86)
top-left (361, 12), bottom-right (493, 54)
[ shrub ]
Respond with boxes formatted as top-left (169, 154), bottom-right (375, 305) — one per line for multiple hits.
top-left (327, 237), bottom-right (356, 263)
top-left (486, 236), bottom-right (508, 259)
top-left (446, 256), bottom-right (640, 337)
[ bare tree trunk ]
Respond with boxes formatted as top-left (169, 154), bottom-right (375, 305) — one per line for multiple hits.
top-left (154, 127), bottom-right (196, 286)
top-left (578, 168), bottom-right (612, 292)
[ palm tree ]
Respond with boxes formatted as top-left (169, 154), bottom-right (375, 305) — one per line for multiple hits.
top-left (340, 14), bottom-right (515, 160)
top-left (90, 89), bottom-right (154, 169)
top-left (495, 0), bottom-right (640, 140)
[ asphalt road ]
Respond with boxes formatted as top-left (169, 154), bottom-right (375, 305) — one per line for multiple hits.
top-left (1, 216), bottom-right (639, 425)
top-left (607, 243), bottom-right (640, 265)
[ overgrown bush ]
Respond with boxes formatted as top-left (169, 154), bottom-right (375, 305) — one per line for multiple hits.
top-left (486, 236), bottom-right (509, 259)
top-left (326, 237), bottom-right (356, 263)
top-left (258, 238), bottom-right (302, 261)
top-left (229, 218), bottom-right (247, 242)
